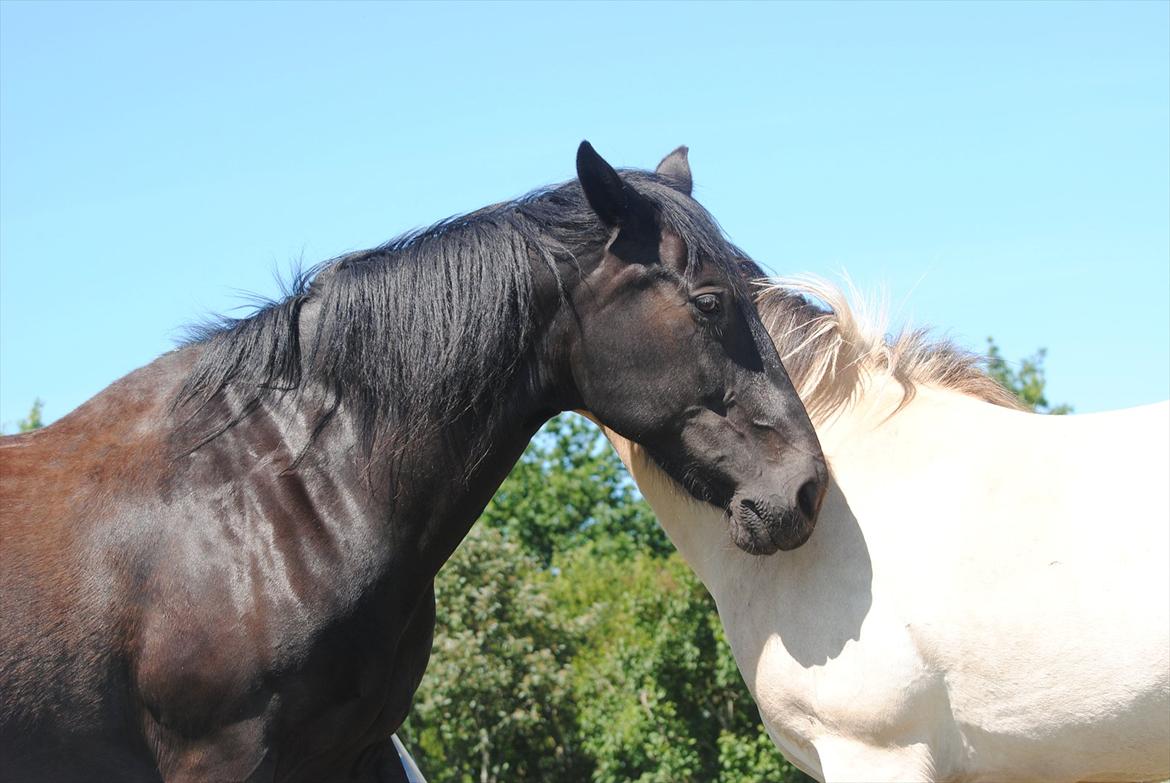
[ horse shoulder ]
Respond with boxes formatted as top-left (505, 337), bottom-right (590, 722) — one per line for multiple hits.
top-left (716, 486), bottom-right (963, 777)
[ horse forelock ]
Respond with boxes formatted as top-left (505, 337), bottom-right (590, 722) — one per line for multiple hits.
top-left (620, 172), bottom-right (752, 285)
top-left (755, 275), bottom-right (1025, 423)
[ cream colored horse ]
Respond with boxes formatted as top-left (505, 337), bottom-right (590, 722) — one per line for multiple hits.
top-left (603, 278), bottom-right (1170, 783)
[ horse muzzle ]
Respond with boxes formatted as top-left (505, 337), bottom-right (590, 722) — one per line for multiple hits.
top-left (729, 469), bottom-right (827, 555)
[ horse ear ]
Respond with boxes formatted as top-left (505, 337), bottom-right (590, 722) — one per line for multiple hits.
top-left (577, 141), bottom-right (628, 228)
top-left (655, 146), bottom-right (692, 196)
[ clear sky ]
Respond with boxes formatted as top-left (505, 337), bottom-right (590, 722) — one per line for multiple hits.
top-left (1, 0), bottom-right (1167, 429)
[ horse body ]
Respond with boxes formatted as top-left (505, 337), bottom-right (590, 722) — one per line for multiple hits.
top-left (607, 280), bottom-right (1170, 782)
top-left (1, 348), bottom-right (456, 781)
top-left (0, 146), bottom-right (827, 781)
top-left (750, 387), bottom-right (1169, 783)
top-left (2, 352), bottom-right (196, 780)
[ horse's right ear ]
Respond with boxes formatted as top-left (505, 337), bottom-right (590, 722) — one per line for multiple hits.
top-left (655, 146), bottom-right (692, 196)
top-left (577, 141), bottom-right (628, 228)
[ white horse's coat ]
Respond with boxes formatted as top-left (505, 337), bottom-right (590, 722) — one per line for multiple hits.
top-left (604, 287), bottom-right (1170, 782)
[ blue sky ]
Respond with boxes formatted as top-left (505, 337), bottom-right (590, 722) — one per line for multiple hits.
top-left (1, 0), bottom-right (1167, 429)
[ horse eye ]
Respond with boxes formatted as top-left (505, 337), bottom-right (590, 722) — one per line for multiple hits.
top-left (694, 293), bottom-right (721, 315)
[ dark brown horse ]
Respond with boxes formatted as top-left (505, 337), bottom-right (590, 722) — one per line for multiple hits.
top-left (0, 143), bottom-right (827, 782)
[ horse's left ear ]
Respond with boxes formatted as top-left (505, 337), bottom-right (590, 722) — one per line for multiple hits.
top-left (577, 141), bottom-right (629, 228)
top-left (655, 146), bottom-right (692, 196)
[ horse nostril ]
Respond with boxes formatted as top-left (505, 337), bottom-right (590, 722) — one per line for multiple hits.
top-left (796, 479), bottom-right (822, 522)
top-left (739, 498), bottom-right (763, 523)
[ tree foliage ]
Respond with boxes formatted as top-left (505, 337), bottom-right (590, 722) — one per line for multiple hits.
top-left (479, 414), bottom-right (672, 566)
top-left (398, 524), bottom-right (588, 783)
top-left (17, 398), bottom-right (44, 432)
top-left (550, 547), bottom-right (810, 783)
top-left (986, 339), bottom-right (1071, 414)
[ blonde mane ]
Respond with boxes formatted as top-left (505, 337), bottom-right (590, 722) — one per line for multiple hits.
top-left (755, 276), bottom-right (1024, 423)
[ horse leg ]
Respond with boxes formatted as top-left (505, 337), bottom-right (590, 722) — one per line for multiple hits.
top-left (815, 737), bottom-right (939, 783)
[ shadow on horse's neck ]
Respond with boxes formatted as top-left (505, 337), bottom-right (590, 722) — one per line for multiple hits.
top-left (737, 376), bottom-right (933, 669)
top-left (741, 476), bottom-right (872, 669)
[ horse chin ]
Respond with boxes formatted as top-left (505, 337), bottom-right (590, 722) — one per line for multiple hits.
top-left (727, 509), bottom-right (781, 556)
top-left (728, 503), bottom-right (812, 555)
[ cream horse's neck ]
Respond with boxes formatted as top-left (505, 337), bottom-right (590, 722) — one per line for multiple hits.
top-left (607, 378), bottom-right (1170, 782)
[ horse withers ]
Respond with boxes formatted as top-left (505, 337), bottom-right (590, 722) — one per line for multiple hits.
top-left (0, 144), bottom-right (826, 782)
top-left (605, 276), bottom-right (1170, 783)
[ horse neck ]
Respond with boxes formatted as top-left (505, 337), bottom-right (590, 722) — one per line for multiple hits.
top-left (176, 278), bottom-right (569, 582)
top-left (812, 372), bottom-right (1023, 488)
top-left (819, 377), bottom-right (1169, 545)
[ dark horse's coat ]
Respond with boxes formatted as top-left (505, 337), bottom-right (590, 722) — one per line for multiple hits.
top-left (0, 144), bottom-right (826, 782)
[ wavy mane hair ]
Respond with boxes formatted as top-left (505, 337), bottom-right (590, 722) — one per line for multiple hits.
top-left (175, 171), bottom-right (746, 466)
top-left (755, 276), bottom-right (1024, 423)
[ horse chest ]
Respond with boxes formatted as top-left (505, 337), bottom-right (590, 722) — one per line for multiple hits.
top-left (264, 585), bottom-right (437, 781)
top-left (757, 647), bottom-right (973, 782)
top-left (753, 620), bottom-right (938, 727)
top-left (133, 515), bottom-right (436, 780)
top-left (135, 581), bottom-right (435, 782)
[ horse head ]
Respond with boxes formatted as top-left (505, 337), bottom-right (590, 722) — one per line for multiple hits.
top-left (564, 142), bottom-right (827, 554)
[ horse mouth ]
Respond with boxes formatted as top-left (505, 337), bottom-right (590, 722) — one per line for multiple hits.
top-left (729, 498), bottom-right (812, 555)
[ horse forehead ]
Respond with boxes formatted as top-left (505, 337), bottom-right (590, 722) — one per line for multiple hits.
top-left (658, 230), bottom-right (687, 269)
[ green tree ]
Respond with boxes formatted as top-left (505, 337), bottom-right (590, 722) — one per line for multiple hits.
top-left (717, 725), bottom-right (806, 783)
top-left (986, 339), bottom-right (1072, 414)
top-left (549, 547), bottom-right (811, 783)
top-left (17, 398), bottom-right (44, 432)
top-left (398, 523), bottom-right (589, 783)
top-left (480, 413), bottom-right (672, 566)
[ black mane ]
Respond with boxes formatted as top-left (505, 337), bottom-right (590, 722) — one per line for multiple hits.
top-left (176, 171), bottom-right (747, 465)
